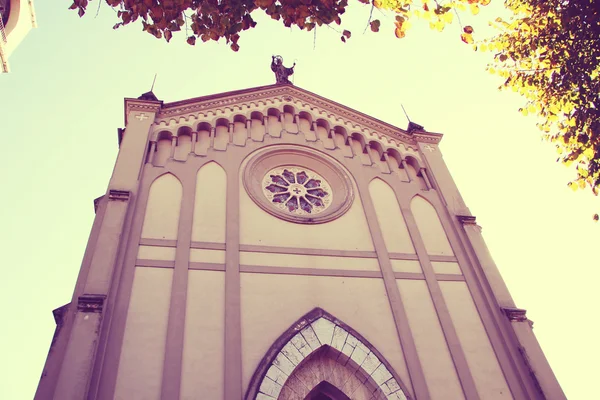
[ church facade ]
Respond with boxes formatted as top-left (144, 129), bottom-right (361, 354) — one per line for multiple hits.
top-left (36, 84), bottom-right (564, 400)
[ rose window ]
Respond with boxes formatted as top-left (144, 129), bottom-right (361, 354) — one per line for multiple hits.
top-left (263, 167), bottom-right (332, 215)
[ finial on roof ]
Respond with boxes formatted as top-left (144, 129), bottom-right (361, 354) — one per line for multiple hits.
top-left (401, 104), bottom-right (425, 133)
top-left (271, 55), bottom-right (295, 85)
top-left (138, 73), bottom-right (160, 101)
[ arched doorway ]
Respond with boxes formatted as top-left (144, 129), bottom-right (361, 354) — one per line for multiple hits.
top-left (246, 308), bottom-right (409, 400)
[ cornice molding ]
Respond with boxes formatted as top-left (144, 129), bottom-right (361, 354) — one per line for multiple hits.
top-left (502, 307), bottom-right (528, 322)
top-left (124, 98), bottom-right (162, 125)
top-left (153, 86), bottom-right (442, 147)
top-left (456, 214), bottom-right (477, 225)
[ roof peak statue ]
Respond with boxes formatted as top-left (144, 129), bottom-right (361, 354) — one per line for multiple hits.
top-left (271, 55), bottom-right (295, 85)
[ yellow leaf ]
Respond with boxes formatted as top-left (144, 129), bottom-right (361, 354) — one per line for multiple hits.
top-left (569, 182), bottom-right (578, 191)
top-left (470, 4), bottom-right (480, 15)
top-left (480, 43), bottom-right (488, 52)
top-left (549, 104), bottom-right (560, 114)
top-left (443, 12), bottom-right (453, 24)
top-left (578, 180), bottom-right (586, 189)
top-left (528, 104), bottom-right (536, 113)
top-left (520, 108), bottom-right (528, 116)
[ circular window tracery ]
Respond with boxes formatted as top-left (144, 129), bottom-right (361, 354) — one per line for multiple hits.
top-left (263, 167), bottom-right (333, 215)
top-left (242, 145), bottom-right (354, 224)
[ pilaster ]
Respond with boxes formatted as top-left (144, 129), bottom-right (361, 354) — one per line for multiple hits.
top-left (51, 99), bottom-right (160, 400)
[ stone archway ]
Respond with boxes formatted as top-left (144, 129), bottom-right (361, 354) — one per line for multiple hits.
top-left (246, 308), bottom-right (409, 400)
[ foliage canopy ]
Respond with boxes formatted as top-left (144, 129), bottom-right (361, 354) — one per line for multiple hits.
top-left (70, 0), bottom-right (599, 217)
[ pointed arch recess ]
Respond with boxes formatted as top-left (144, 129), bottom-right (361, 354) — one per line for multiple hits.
top-left (246, 308), bottom-right (409, 400)
top-left (140, 173), bottom-right (182, 240)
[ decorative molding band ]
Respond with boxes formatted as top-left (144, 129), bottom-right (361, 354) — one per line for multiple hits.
top-left (108, 190), bottom-right (130, 201)
top-left (77, 294), bottom-right (106, 313)
top-left (239, 244), bottom-right (377, 259)
top-left (124, 99), bottom-right (162, 123)
top-left (135, 259), bottom-right (175, 268)
top-left (190, 241), bottom-right (227, 250)
top-left (503, 307), bottom-right (528, 322)
top-left (435, 274), bottom-right (466, 281)
top-left (456, 215), bottom-right (477, 225)
top-left (393, 272), bottom-right (425, 280)
top-left (387, 253), bottom-right (419, 260)
top-left (240, 265), bottom-right (383, 279)
top-left (139, 238), bottom-right (178, 247)
top-left (155, 85), bottom-right (441, 146)
top-left (188, 262), bottom-right (226, 271)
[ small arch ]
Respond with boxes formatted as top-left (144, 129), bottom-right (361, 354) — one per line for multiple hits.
top-left (387, 149), bottom-right (410, 182)
top-left (214, 118), bottom-right (230, 151)
top-left (282, 105), bottom-right (297, 133)
top-left (174, 127), bottom-right (192, 161)
top-left (350, 133), bottom-right (371, 165)
top-left (141, 173), bottom-right (183, 240)
top-left (153, 131), bottom-right (173, 166)
top-left (245, 308), bottom-right (410, 400)
top-left (298, 111), bottom-right (316, 141)
top-left (316, 119), bottom-right (334, 149)
top-left (405, 156), bottom-right (427, 190)
top-left (333, 126), bottom-right (352, 157)
top-left (232, 115), bottom-right (248, 146)
top-left (196, 121), bottom-right (212, 133)
top-left (267, 108), bottom-right (283, 138)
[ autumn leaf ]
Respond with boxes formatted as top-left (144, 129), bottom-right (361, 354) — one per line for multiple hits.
top-left (370, 19), bottom-right (380, 33)
top-left (187, 36), bottom-right (196, 45)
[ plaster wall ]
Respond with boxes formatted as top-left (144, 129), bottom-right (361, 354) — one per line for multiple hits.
top-left (396, 279), bottom-right (464, 399)
top-left (239, 251), bottom-right (380, 271)
top-left (240, 273), bottom-right (411, 395)
top-left (114, 267), bottom-right (173, 400)
top-left (137, 245), bottom-right (176, 261)
top-left (390, 260), bottom-right (422, 273)
top-left (431, 261), bottom-right (462, 275)
top-left (180, 270), bottom-right (225, 400)
top-left (410, 196), bottom-right (454, 256)
top-left (192, 162), bottom-right (226, 243)
top-left (440, 281), bottom-right (512, 400)
top-left (239, 182), bottom-right (374, 251)
top-left (189, 249), bottom-right (226, 263)
top-left (140, 173), bottom-right (182, 240)
top-left (369, 178), bottom-right (415, 254)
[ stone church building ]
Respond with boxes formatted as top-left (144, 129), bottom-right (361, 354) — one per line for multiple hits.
top-left (35, 82), bottom-right (565, 400)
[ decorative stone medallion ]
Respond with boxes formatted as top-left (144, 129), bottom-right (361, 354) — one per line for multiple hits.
top-left (263, 166), bottom-right (333, 215)
top-left (243, 145), bottom-right (354, 224)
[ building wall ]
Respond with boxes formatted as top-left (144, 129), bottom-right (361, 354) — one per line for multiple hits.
top-left (37, 87), bottom-right (560, 400)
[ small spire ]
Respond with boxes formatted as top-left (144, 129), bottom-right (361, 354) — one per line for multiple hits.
top-left (138, 73), bottom-right (160, 101)
top-left (401, 104), bottom-right (425, 132)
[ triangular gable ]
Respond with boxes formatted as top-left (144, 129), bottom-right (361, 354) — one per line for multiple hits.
top-left (125, 84), bottom-right (442, 149)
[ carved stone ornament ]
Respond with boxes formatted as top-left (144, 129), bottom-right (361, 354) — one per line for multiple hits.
top-left (243, 145), bottom-right (354, 224)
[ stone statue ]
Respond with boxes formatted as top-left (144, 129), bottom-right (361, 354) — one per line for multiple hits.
top-left (271, 55), bottom-right (296, 85)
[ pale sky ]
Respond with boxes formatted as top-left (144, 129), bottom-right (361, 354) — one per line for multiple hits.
top-left (1, 1), bottom-right (598, 399)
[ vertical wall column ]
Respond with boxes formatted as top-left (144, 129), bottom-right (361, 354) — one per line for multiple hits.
top-left (396, 194), bottom-right (480, 399)
top-left (356, 174), bottom-right (430, 400)
top-left (224, 160), bottom-right (242, 399)
top-left (161, 175), bottom-right (195, 400)
top-left (191, 132), bottom-right (198, 154)
top-left (147, 141), bottom-right (157, 165)
top-left (51, 102), bottom-right (160, 400)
